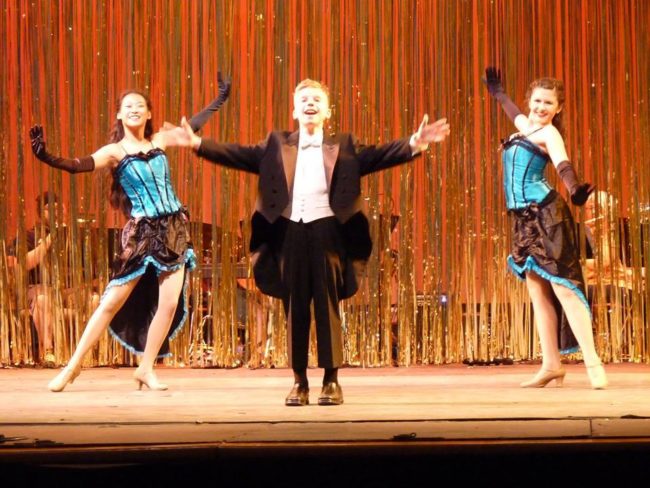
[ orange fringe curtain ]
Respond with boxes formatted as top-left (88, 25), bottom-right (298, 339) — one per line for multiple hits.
top-left (1, 0), bottom-right (648, 367)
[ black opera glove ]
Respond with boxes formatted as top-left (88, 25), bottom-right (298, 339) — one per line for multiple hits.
top-left (188, 72), bottom-right (232, 132)
top-left (556, 160), bottom-right (594, 206)
top-left (483, 66), bottom-right (505, 98)
top-left (29, 125), bottom-right (94, 174)
top-left (571, 183), bottom-right (596, 206)
top-left (29, 124), bottom-right (48, 158)
top-left (482, 67), bottom-right (522, 122)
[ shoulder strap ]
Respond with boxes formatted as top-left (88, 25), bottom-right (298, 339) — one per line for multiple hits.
top-left (524, 126), bottom-right (545, 138)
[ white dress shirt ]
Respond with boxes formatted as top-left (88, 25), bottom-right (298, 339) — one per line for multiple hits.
top-left (283, 130), bottom-right (335, 223)
top-left (282, 131), bottom-right (426, 222)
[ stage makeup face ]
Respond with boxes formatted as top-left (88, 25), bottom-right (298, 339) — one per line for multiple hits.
top-left (527, 87), bottom-right (562, 127)
top-left (292, 86), bottom-right (331, 133)
top-left (117, 93), bottom-right (152, 130)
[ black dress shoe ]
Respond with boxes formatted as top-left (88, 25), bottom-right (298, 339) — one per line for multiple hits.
top-left (318, 382), bottom-right (343, 406)
top-left (285, 383), bottom-right (309, 406)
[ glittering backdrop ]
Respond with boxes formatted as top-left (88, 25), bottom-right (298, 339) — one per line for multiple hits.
top-left (1, 0), bottom-right (648, 367)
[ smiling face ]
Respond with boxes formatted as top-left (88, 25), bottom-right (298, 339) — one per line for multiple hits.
top-left (527, 87), bottom-right (562, 127)
top-left (292, 81), bottom-right (331, 132)
top-left (117, 92), bottom-right (152, 130)
top-left (525, 77), bottom-right (565, 131)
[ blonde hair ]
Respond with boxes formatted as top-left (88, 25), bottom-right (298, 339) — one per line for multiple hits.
top-left (294, 79), bottom-right (330, 99)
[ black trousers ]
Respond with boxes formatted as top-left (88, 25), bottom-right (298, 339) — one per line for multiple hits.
top-left (281, 217), bottom-right (345, 369)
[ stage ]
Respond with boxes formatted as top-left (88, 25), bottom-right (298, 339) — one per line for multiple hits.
top-left (1, 364), bottom-right (650, 485)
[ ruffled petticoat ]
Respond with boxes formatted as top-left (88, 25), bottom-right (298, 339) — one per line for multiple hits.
top-left (105, 209), bottom-right (196, 357)
top-left (508, 191), bottom-right (589, 353)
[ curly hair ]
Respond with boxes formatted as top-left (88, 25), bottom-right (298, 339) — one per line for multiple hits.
top-left (525, 77), bottom-right (565, 134)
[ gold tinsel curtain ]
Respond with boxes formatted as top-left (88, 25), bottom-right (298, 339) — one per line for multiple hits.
top-left (1, 0), bottom-right (648, 367)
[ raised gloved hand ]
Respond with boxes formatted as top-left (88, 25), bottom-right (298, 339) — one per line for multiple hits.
top-left (29, 125), bottom-right (94, 174)
top-left (188, 72), bottom-right (232, 132)
top-left (482, 67), bottom-right (522, 122)
top-left (29, 125), bottom-right (49, 160)
top-left (483, 67), bottom-right (505, 98)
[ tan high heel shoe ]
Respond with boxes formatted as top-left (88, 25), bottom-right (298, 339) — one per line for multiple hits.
top-left (48, 363), bottom-right (82, 392)
top-left (520, 367), bottom-right (566, 388)
top-left (133, 368), bottom-right (168, 391)
top-left (586, 363), bottom-right (608, 389)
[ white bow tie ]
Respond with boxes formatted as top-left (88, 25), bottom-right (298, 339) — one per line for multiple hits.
top-left (300, 137), bottom-right (322, 149)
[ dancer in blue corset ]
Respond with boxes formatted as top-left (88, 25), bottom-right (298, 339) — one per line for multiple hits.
top-left (30, 84), bottom-right (229, 392)
top-left (483, 67), bottom-right (607, 389)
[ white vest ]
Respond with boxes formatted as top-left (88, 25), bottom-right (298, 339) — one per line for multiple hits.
top-left (283, 131), bottom-right (335, 223)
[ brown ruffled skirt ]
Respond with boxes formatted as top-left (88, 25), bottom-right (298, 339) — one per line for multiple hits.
top-left (508, 191), bottom-right (589, 353)
top-left (105, 210), bottom-right (196, 357)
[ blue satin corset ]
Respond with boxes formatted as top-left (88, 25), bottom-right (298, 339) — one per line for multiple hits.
top-left (502, 136), bottom-right (553, 210)
top-left (116, 147), bottom-right (183, 218)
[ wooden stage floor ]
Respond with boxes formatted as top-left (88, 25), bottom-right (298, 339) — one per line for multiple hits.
top-left (2, 363), bottom-right (650, 485)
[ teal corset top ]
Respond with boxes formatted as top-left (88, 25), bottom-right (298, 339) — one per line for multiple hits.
top-left (502, 136), bottom-right (553, 210)
top-left (116, 147), bottom-right (182, 218)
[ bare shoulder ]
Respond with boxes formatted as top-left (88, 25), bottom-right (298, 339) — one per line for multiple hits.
top-left (151, 132), bottom-right (167, 150)
top-left (91, 143), bottom-right (122, 169)
top-left (540, 124), bottom-right (562, 139)
top-left (528, 124), bottom-right (563, 145)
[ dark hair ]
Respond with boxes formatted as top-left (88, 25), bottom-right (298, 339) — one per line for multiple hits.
top-left (525, 77), bottom-right (565, 134)
top-left (36, 191), bottom-right (58, 215)
top-left (109, 90), bottom-right (154, 216)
